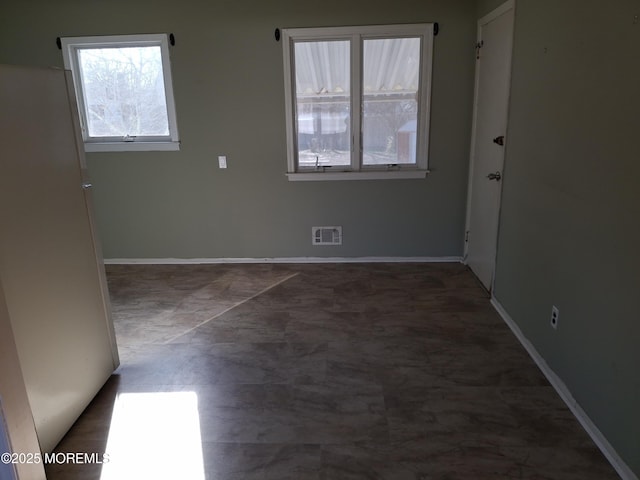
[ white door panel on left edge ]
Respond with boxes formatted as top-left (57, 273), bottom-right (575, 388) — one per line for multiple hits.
top-left (0, 65), bottom-right (119, 453)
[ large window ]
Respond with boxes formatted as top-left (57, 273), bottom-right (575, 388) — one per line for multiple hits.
top-left (282, 24), bottom-right (433, 180)
top-left (61, 34), bottom-right (179, 152)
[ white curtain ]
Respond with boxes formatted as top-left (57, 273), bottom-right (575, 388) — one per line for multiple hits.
top-left (294, 38), bottom-right (420, 96)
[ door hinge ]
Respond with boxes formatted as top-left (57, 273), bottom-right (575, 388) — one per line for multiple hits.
top-left (475, 40), bottom-right (484, 59)
top-left (465, 230), bottom-right (470, 242)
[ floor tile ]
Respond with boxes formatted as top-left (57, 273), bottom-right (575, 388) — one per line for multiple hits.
top-left (46, 263), bottom-right (620, 480)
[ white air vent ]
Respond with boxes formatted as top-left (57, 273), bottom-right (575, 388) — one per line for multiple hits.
top-left (312, 226), bottom-right (342, 245)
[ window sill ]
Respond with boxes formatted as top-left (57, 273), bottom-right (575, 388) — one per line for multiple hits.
top-left (84, 141), bottom-right (180, 152)
top-left (286, 170), bottom-right (429, 181)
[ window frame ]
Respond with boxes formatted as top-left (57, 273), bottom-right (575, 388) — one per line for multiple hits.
top-left (60, 33), bottom-right (180, 152)
top-left (282, 24), bottom-right (434, 181)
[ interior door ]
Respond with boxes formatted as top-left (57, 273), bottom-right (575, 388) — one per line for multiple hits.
top-left (464, 1), bottom-right (515, 291)
top-left (0, 65), bottom-right (119, 453)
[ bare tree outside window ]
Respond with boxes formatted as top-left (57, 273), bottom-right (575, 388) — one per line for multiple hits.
top-left (78, 46), bottom-right (169, 138)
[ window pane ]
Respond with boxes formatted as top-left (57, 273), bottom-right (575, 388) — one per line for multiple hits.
top-left (78, 46), bottom-right (170, 138)
top-left (362, 38), bottom-right (420, 165)
top-left (294, 41), bottom-right (351, 168)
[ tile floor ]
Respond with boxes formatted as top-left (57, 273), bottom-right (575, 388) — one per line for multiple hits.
top-left (46, 263), bottom-right (620, 479)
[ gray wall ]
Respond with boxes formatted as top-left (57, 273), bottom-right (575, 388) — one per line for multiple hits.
top-left (0, 0), bottom-right (477, 259)
top-left (494, 0), bottom-right (640, 475)
top-left (477, 0), bottom-right (506, 17)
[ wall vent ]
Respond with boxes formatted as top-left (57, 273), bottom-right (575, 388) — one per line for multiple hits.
top-left (312, 226), bottom-right (342, 246)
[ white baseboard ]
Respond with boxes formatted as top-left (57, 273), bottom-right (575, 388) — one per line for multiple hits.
top-left (491, 297), bottom-right (637, 480)
top-left (103, 256), bottom-right (464, 265)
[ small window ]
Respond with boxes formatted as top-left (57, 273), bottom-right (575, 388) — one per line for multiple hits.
top-left (282, 24), bottom-right (433, 181)
top-left (61, 34), bottom-right (180, 152)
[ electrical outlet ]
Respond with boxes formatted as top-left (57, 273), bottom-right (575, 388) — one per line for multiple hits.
top-left (550, 305), bottom-right (559, 329)
top-left (218, 155), bottom-right (227, 169)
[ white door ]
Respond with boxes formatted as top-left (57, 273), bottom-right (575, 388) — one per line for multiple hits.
top-left (465, 1), bottom-right (515, 291)
top-left (0, 65), bottom-right (119, 453)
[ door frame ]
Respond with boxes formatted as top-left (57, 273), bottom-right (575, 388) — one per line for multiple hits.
top-left (463, 0), bottom-right (516, 292)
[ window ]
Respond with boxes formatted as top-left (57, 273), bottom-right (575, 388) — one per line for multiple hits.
top-left (282, 24), bottom-right (434, 180)
top-left (61, 34), bottom-right (179, 152)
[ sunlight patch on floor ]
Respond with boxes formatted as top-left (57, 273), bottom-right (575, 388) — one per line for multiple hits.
top-left (100, 392), bottom-right (204, 480)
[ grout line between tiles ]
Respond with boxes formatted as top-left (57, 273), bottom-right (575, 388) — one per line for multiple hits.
top-left (162, 272), bottom-right (300, 344)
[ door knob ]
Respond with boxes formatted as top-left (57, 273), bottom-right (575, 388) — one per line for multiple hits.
top-left (493, 136), bottom-right (505, 146)
top-left (487, 172), bottom-right (501, 181)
